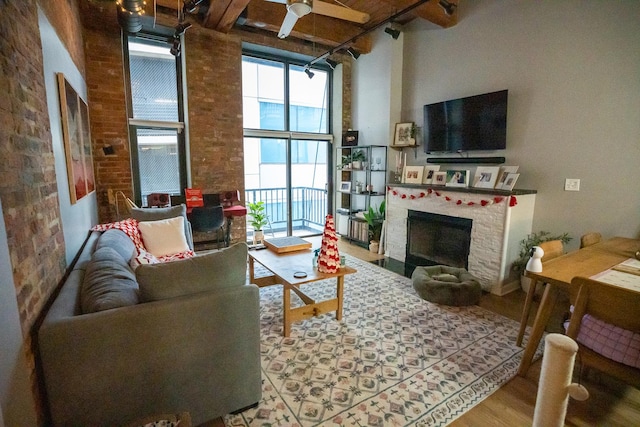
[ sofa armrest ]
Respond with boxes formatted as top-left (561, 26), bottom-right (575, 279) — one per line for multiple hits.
top-left (39, 284), bottom-right (261, 426)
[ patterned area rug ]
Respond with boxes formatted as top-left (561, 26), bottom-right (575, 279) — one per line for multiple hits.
top-left (226, 255), bottom-right (537, 427)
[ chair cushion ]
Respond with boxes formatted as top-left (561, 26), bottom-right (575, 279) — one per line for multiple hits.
top-left (131, 204), bottom-right (193, 250)
top-left (136, 242), bottom-right (248, 302)
top-left (81, 247), bottom-right (139, 313)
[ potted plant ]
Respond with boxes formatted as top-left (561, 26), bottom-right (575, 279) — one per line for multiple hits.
top-left (363, 200), bottom-right (385, 253)
top-left (337, 153), bottom-right (352, 170)
top-left (247, 201), bottom-right (268, 244)
top-left (351, 149), bottom-right (366, 170)
top-left (514, 231), bottom-right (572, 292)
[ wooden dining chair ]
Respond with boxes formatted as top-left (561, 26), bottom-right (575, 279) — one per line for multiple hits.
top-left (580, 232), bottom-right (602, 248)
top-left (566, 276), bottom-right (640, 388)
top-left (517, 240), bottom-right (566, 346)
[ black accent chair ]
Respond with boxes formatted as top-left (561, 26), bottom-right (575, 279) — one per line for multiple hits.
top-left (190, 205), bottom-right (225, 249)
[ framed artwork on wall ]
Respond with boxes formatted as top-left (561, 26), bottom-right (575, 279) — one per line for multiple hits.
top-left (342, 130), bottom-right (359, 146)
top-left (423, 165), bottom-right (441, 184)
top-left (403, 165), bottom-right (424, 184)
top-left (394, 122), bottom-right (414, 146)
top-left (473, 166), bottom-right (500, 189)
top-left (445, 169), bottom-right (470, 187)
top-left (433, 171), bottom-right (447, 186)
top-left (57, 73), bottom-right (95, 204)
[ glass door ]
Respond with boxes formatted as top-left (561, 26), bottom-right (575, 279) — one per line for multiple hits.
top-left (244, 135), bottom-right (329, 240)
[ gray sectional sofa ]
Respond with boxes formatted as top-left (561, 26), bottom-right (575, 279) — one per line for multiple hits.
top-left (38, 207), bottom-right (261, 426)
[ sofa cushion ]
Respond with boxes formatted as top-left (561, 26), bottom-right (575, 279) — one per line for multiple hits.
top-left (138, 216), bottom-right (190, 258)
top-left (81, 246), bottom-right (139, 313)
top-left (96, 229), bottom-right (136, 262)
top-left (136, 242), bottom-right (248, 302)
top-left (131, 204), bottom-right (193, 250)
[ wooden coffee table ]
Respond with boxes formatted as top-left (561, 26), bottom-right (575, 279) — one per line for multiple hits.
top-left (248, 246), bottom-right (356, 337)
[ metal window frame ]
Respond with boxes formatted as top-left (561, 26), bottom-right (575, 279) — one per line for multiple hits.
top-left (123, 30), bottom-right (188, 207)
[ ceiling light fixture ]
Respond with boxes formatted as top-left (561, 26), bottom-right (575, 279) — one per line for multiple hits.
top-left (174, 22), bottom-right (192, 36)
top-left (347, 47), bottom-right (360, 60)
top-left (304, 0), bottom-right (432, 69)
top-left (438, 0), bottom-right (457, 16)
top-left (384, 26), bottom-right (401, 40)
top-left (169, 38), bottom-right (181, 56)
top-left (183, 0), bottom-right (205, 14)
top-left (304, 67), bottom-right (315, 79)
top-left (325, 58), bottom-right (339, 70)
top-left (116, 0), bottom-right (147, 34)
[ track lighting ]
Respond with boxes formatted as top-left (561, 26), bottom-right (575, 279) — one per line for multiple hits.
top-left (439, 0), bottom-right (457, 16)
top-left (304, 67), bottom-right (315, 79)
top-left (384, 26), bottom-right (401, 39)
top-left (183, 0), bottom-right (205, 14)
top-left (304, 0), bottom-right (431, 70)
top-left (174, 22), bottom-right (192, 37)
top-left (170, 37), bottom-right (181, 56)
top-left (325, 58), bottom-right (338, 70)
top-left (347, 47), bottom-right (360, 60)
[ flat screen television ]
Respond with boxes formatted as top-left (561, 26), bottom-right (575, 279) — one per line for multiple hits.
top-left (423, 89), bottom-right (508, 154)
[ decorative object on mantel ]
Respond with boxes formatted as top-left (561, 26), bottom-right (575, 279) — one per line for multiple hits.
top-left (387, 186), bottom-right (519, 208)
top-left (433, 171), bottom-right (447, 185)
top-left (473, 166), bottom-right (501, 189)
top-left (402, 165), bottom-right (423, 184)
top-left (495, 165), bottom-right (519, 189)
top-left (445, 169), bottom-right (470, 187)
top-left (423, 165), bottom-right (441, 184)
top-left (501, 173), bottom-right (520, 191)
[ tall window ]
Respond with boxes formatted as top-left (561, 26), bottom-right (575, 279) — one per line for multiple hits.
top-left (242, 51), bottom-right (332, 237)
top-left (125, 34), bottom-right (187, 206)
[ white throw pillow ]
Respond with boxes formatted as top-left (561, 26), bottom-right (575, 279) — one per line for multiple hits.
top-left (138, 216), bottom-right (190, 258)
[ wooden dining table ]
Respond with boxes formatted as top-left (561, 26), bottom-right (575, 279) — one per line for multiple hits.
top-left (516, 237), bottom-right (640, 376)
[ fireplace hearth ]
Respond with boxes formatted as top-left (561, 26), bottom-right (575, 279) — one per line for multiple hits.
top-left (405, 210), bottom-right (472, 276)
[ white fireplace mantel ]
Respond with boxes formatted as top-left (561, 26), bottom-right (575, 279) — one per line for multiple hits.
top-left (385, 185), bottom-right (536, 295)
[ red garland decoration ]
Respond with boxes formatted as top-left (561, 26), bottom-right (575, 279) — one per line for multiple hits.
top-left (386, 187), bottom-right (519, 209)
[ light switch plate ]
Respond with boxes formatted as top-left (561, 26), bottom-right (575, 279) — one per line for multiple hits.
top-left (565, 179), bottom-right (580, 191)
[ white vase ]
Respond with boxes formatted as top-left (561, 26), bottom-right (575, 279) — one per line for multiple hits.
top-left (253, 230), bottom-right (264, 245)
top-left (369, 241), bottom-right (379, 253)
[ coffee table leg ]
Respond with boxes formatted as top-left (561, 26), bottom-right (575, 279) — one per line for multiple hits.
top-left (248, 257), bottom-right (255, 284)
top-left (336, 276), bottom-right (344, 321)
top-left (283, 285), bottom-right (291, 337)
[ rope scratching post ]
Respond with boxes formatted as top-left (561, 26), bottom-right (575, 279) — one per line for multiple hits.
top-left (533, 334), bottom-right (589, 427)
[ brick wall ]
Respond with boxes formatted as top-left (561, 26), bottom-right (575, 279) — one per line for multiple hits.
top-left (85, 10), bottom-right (354, 242)
top-left (0, 0), bottom-right (76, 422)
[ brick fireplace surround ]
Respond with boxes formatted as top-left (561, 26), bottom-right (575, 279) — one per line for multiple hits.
top-left (385, 185), bottom-right (536, 295)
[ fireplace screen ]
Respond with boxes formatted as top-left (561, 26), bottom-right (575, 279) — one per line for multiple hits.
top-left (406, 210), bottom-right (472, 270)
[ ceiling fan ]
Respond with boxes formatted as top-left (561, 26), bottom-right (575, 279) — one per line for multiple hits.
top-left (266, 0), bottom-right (370, 39)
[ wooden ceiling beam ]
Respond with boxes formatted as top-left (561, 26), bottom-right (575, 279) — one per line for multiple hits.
top-left (376, 0), bottom-right (457, 28)
top-left (203, 0), bottom-right (251, 32)
top-left (241, 0), bottom-right (372, 53)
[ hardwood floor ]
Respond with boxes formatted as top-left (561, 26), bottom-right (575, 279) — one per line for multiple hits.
top-left (200, 238), bottom-right (640, 426)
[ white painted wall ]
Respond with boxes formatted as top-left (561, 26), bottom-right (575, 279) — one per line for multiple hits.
top-left (352, 0), bottom-right (640, 251)
top-left (39, 7), bottom-right (98, 263)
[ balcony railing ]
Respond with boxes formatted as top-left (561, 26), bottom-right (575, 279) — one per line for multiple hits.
top-left (245, 187), bottom-right (327, 236)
